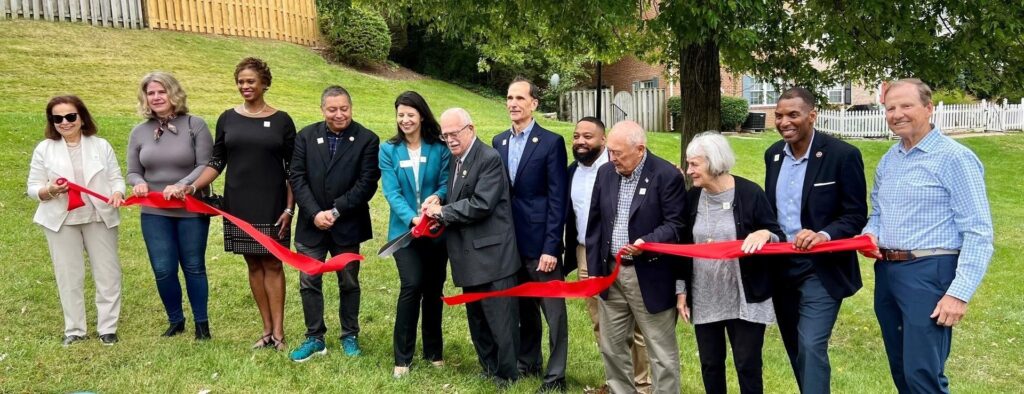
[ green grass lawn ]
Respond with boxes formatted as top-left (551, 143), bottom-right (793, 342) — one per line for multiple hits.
top-left (2, 19), bottom-right (1023, 393)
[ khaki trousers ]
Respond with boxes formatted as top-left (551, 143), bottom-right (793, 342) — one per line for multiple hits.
top-left (598, 264), bottom-right (679, 394)
top-left (577, 245), bottom-right (653, 392)
top-left (43, 221), bottom-right (121, 337)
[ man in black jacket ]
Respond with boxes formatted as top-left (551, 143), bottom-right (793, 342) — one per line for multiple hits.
top-left (423, 107), bottom-right (522, 388)
top-left (586, 121), bottom-right (687, 394)
top-left (288, 85), bottom-right (381, 362)
top-left (764, 87), bottom-right (867, 393)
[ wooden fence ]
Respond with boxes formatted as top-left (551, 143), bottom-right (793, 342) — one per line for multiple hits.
top-left (145, 0), bottom-right (318, 46)
top-left (817, 99), bottom-right (1024, 138)
top-left (563, 87), bottom-right (667, 132)
top-left (1, 0), bottom-right (145, 28)
top-left (1, 0), bottom-right (318, 46)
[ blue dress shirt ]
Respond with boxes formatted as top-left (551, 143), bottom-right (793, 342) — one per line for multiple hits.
top-left (506, 119), bottom-right (535, 184)
top-left (864, 127), bottom-right (994, 301)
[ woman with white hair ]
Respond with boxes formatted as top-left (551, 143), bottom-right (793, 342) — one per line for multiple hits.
top-left (677, 131), bottom-right (784, 394)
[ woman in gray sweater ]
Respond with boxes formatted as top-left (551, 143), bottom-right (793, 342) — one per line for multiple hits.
top-left (126, 71), bottom-right (214, 340)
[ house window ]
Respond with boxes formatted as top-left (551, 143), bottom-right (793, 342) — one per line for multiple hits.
top-left (633, 78), bottom-right (658, 90)
top-left (827, 82), bottom-right (853, 104)
top-left (743, 76), bottom-right (779, 106)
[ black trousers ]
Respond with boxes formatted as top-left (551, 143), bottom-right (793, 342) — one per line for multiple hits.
top-left (465, 274), bottom-right (520, 382)
top-left (392, 238), bottom-right (448, 366)
top-left (295, 241), bottom-right (360, 340)
top-left (517, 258), bottom-right (568, 383)
top-left (694, 319), bottom-right (766, 394)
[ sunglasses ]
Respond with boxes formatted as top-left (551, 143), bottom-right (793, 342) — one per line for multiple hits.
top-left (50, 113), bottom-right (79, 124)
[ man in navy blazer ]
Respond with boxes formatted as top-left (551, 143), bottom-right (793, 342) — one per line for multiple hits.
top-left (492, 77), bottom-right (569, 392)
top-left (289, 86), bottom-right (381, 361)
top-left (764, 87), bottom-right (867, 393)
top-left (586, 121), bottom-right (686, 393)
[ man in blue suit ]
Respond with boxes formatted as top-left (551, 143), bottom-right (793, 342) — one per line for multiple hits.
top-left (492, 77), bottom-right (569, 392)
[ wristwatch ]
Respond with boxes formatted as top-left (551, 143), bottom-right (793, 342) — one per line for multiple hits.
top-left (331, 207), bottom-right (340, 219)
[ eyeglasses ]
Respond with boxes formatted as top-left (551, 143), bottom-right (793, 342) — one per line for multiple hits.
top-left (50, 113), bottom-right (78, 124)
top-left (440, 124), bottom-right (471, 142)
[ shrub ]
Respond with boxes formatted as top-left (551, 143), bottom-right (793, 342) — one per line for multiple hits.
top-left (932, 89), bottom-right (976, 105)
top-left (720, 96), bottom-right (749, 131)
top-left (319, 5), bottom-right (390, 67)
top-left (667, 96), bottom-right (682, 120)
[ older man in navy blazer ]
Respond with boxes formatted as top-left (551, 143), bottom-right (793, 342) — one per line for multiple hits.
top-left (586, 121), bottom-right (686, 394)
top-left (765, 87), bottom-right (867, 393)
top-left (492, 77), bottom-right (569, 392)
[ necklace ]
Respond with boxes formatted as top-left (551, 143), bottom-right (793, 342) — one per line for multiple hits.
top-left (240, 102), bottom-right (267, 116)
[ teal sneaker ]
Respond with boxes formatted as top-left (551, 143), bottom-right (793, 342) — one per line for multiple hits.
top-left (289, 337), bottom-right (327, 362)
top-left (341, 335), bottom-right (361, 357)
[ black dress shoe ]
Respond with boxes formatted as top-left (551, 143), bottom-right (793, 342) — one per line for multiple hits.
top-left (537, 379), bottom-right (567, 393)
top-left (61, 335), bottom-right (87, 347)
top-left (493, 376), bottom-right (519, 390)
top-left (194, 321), bottom-right (211, 340)
top-left (162, 320), bottom-right (186, 337)
top-left (99, 333), bottom-right (119, 345)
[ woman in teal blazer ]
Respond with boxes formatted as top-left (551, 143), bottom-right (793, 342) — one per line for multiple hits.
top-left (380, 91), bottom-right (451, 378)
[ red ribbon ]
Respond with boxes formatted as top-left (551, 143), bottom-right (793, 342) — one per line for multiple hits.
top-left (56, 178), bottom-right (362, 275)
top-left (441, 235), bottom-right (877, 306)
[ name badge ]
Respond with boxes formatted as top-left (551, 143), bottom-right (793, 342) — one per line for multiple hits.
top-left (639, 188), bottom-right (647, 195)
top-left (263, 121), bottom-right (271, 128)
top-left (723, 202), bottom-right (731, 210)
top-left (399, 160), bottom-right (414, 168)
top-left (316, 137), bottom-right (324, 144)
top-left (773, 154), bottom-right (780, 162)
top-left (420, 156), bottom-right (427, 163)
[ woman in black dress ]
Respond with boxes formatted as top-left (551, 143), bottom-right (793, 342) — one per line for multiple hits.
top-left (190, 57), bottom-right (295, 350)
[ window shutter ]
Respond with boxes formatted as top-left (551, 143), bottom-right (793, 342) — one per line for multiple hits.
top-left (844, 83), bottom-right (853, 105)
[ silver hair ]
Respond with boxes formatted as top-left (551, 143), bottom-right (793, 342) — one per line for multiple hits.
top-left (610, 120), bottom-right (647, 147)
top-left (440, 107), bottom-right (474, 126)
top-left (320, 85), bottom-right (351, 107)
top-left (686, 131), bottom-right (736, 176)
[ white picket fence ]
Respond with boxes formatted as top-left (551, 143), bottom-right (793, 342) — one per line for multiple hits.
top-left (1, 0), bottom-right (145, 28)
top-left (563, 87), bottom-right (667, 132)
top-left (818, 99), bottom-right (1024, 138)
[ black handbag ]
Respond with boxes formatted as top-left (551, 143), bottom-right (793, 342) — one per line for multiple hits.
top-left (188, 116), bottom-right (224, 210)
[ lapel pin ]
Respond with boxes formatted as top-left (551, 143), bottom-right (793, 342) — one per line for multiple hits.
top-left (462, 169), bottom-right (468, 177)
top-left (773, 154), bottom-right (780, 162)
top-left (502, 139), bottom-right (508, 146)
top-left (815, 151), bottom-right (823, 158)
top-left (532, 137), bottom-right (539, 143)
top-left (349, 136), bottom-right (355, 142)
top-left (316, 137), bottom-right (324, 144)
top-left (644, 177), bottom-right (649, 183)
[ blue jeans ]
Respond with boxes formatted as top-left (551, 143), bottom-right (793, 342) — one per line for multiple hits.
top-left (875, 255), bottom-right (957, 394)
top-left (140, 213), bottom-right (210, 324)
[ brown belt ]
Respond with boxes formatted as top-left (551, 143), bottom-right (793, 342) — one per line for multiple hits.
top-left (880, 248), bottom-right (959, 262)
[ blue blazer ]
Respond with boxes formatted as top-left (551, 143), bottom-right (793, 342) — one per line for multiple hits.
top-left (380, 139), bottom-right (451, 241)
top-left (492, 123), bottom-right (568, 260)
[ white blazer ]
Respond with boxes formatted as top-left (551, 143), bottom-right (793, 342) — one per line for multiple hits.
top-left (27, 135), bottom-right (125, 232)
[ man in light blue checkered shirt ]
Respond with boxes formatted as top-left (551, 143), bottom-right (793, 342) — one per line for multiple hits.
top-left (864, 79), bottom-right (994, 394)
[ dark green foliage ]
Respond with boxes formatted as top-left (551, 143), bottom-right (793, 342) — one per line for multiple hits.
top-left (667, 96), bottom-right (682, 119)
top-left (720, 96), bottom-right (749, 131)
top-left (319, 5), bottom-right (391, 67)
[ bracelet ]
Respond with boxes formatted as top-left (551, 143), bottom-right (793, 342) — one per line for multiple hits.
top-left (187, 185), bottom-right (197, 195)
top-left (283, 208), bottom-right (293, 217)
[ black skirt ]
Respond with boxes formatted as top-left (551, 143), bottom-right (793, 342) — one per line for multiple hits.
top-left (223, 220), bottom-right (290, 256)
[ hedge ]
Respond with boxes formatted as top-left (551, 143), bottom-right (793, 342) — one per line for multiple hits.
top-left (319, 5), bottom-right (390, 67)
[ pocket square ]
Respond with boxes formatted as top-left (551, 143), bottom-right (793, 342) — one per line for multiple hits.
top-left (813, 181), bottom-right (836, 187)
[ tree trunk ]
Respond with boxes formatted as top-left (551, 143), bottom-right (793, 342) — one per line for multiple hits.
top-left (678, 39), bottom-right (721, 187)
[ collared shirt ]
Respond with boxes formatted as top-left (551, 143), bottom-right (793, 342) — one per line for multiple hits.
top-left (506, 119), bottom-right (536, 184)
top-left (864, 126), bottom-right (994, 301)
top-left (776, 132), bottom-right (816, 278)
top-left (571, 148), bottom-right (609, 244)
top-left (611, 152), bottom-right (648, 256)
top-left (325, 128), bottom-right (344, 157)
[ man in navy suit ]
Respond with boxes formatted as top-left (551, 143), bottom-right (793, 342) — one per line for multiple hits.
top-left (586, 121), bottom-right (686, 394)
top-left (492, 77), bottom-right (569, 392)
top-left (764, 87), bottom-right (867, 393)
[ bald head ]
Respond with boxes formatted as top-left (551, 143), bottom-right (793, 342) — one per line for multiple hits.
top-left (607, 121), bottom-right (648, 176)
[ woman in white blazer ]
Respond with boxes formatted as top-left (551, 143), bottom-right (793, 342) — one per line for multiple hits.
top-left (27, 95), bottom-right (125, 347)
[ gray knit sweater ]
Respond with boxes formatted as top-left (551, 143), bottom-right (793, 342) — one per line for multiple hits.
top-left (126, 115), bottom-right (213, 217)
